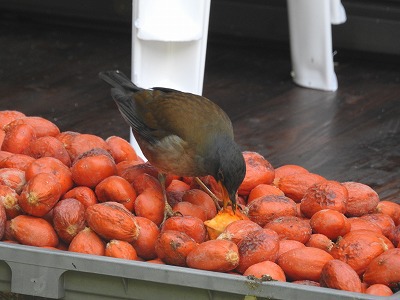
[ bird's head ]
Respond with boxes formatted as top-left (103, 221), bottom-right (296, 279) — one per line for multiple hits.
top-left (215, 141), bottom-right (246, 211)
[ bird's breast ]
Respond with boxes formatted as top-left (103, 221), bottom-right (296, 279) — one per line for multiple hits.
top-left (139, 134), bottom-right (209, 177)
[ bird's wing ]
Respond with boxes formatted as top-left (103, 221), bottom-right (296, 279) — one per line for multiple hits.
top-left (99, 70), bottom-right (161, 145)
top-left (111, 88), bottom-right (159, 145)
top-left (111, 88), bottom-right (193, 146)
top-left (143, 91), bottom-right (234, 145)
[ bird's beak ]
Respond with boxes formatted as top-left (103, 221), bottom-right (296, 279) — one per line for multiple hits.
top-left (218, 181), bottom-right (236, 211)
top-left (218, 181), bottom-right (229, 209)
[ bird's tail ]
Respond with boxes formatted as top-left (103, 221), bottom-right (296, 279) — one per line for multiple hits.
top-left (98, 70), bottom-right (142, 93)
top-left (99, 70), bottom-right (153, 141)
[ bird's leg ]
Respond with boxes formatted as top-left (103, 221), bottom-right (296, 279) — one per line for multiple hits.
top-left (158, 173), bottom-right (174, 223)
top-left (194, 177), bottom-right (222, 210)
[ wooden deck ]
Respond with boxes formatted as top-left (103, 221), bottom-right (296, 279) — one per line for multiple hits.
top-left (1, 16), bottom-right (399, 202)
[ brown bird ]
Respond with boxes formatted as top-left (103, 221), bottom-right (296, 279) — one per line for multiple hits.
top-left (99, 70), bottom-right (245, 219)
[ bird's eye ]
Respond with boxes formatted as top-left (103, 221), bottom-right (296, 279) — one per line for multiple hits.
top-left (217, 169), bottom-right (224, 182)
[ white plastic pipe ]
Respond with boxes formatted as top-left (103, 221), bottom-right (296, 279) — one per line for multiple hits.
top-left (130, 0), bottom-right (211, 160)
top-left (287, 0), bottom-right (346, 91)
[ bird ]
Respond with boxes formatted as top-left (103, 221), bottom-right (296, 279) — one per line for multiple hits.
top-left (99, 70), bottom-right (246, 220)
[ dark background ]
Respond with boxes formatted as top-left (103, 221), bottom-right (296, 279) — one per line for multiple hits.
top-left (1, 0), bottom-right (400, 55)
